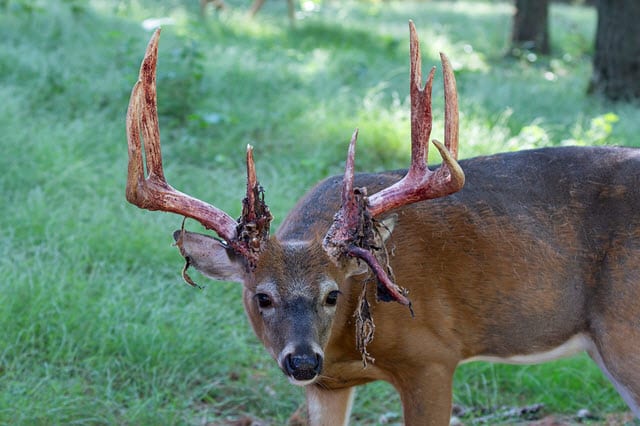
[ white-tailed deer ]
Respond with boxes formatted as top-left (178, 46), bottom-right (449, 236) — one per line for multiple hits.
top-left (126, 23), bottom-right (640, 425)
top-left (200, 0), bottom-right (295, 23)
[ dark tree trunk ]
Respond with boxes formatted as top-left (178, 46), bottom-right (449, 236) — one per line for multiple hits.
top-left (511, 0), bottom-right (550, 54)
top-left (590, 0), bottom-right (640, 101)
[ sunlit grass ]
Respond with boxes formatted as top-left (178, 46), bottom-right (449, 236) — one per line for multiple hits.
top-left (1, 0), bottom-right (639, 424)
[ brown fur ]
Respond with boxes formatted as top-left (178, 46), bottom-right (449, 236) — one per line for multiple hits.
top-left (177, 146), bottom-right (640, 425)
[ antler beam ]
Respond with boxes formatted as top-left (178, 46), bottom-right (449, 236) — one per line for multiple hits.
top-left (323, 21), bottom-right (465, 307)
top-left (126, 28), bottom-right (272, 269)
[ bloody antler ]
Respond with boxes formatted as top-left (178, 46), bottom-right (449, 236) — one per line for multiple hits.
top-left (323, 21), bottom-right (465, 306)
top-left (126, 29), bottom-right (272, 269)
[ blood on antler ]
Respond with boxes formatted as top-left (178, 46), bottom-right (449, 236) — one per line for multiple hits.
top-left (323, 21), bottom-right (465, 306)
top-left (126, 28), bottom-right (272, 270)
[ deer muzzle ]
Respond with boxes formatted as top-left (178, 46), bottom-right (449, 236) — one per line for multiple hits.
top-left (279, 343), bottom-right (324, 385)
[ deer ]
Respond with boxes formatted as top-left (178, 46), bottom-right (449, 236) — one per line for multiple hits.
top-left (200, 0), bottom-right (227, 13)
top-left (200, 0), bottom-right (295, 23)
top-left (125, 22), bottom-right (640, 425)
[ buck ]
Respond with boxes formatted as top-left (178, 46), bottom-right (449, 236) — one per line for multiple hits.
top-left (200, 0), bottom-right (295, 23)
top-left (126, 24), bottom-right (640, 425)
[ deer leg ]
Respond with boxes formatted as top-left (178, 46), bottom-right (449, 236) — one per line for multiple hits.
top-left (200, 0), bottom-right (225, 13)
top-left (588, 259), bottom-right (640, 418)
top-left (395, 363), bottom-right (455, 426)
top-left (305, 385), bottom-right (355, 426)
top-left (589, 320), bottom-right (640, 417)
top-left (249, 0), bottom-right (266, 17)
top-left (589, 338), bottom-right (640, 417)
top-left (287, 0), bottom-right (294, 23)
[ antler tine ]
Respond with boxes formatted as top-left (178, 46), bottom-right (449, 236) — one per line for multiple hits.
top-left (244, 144), bottom-right (258, 221)
top-left (426, 53), bottom-right (464, 194)
top-left (126, 28), bottom-right (238, 245)
top-left (342, 129), bottom-right (359, 208)
top-left (322, 129), bottom-right (362, 262)
top-left (139, 30), bottom-right (165, 182)
top-left (441, 51), bottom-right (460, 160)
top-left (237, 145), bottom-right (273, 264)
top-left (408, 22), bottom-right (435, 179)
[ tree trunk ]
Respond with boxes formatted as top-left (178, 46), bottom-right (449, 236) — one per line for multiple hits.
top-left (590, 0), bottom-right (640, 101)
top-left (511, 0), bottom-right (550, 54)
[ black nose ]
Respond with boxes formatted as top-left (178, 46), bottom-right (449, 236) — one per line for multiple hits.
top-left (284, 350), bottom-right (323, 381)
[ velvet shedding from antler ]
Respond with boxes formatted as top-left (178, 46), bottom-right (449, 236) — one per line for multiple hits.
top-left (323, 21), bottom-right (465, 307)
top-left (125, 28), bottom-right (272, 271)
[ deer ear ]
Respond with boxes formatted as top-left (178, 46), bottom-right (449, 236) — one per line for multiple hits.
top-left (173, 230), bottom-right (246, 283)
top-left (344, 214), bottom-right (398, 278)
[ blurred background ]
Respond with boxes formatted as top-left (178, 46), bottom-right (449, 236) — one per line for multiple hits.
top-left (1, 0), bottom-right (639, 424)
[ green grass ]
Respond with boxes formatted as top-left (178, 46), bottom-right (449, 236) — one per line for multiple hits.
top-left (1, 0), bottom-right (639, 424)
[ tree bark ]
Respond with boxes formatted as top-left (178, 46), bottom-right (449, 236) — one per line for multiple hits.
top-left (511, 0), bottom-right (550, 54)
top-left (590, 0), bottom-right (640, 101)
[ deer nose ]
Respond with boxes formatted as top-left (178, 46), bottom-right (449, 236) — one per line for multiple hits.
top-left (283, 348), bottom-right (323, 382)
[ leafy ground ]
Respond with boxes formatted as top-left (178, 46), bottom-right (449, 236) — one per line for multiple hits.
top-left (1, 0), bottom-right (639, 424)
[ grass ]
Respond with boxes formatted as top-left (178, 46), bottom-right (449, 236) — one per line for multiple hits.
top-left (1, 0), bottom-right (639, 424)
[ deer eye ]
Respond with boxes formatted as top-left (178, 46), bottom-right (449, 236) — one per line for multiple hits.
top-left (255, 293), bottom-right (273, 309)
top-left (325, 290), bottom-right (340, 306)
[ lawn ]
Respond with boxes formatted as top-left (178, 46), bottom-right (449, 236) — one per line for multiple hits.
top-left (1, 0), bottom-right (639, 424)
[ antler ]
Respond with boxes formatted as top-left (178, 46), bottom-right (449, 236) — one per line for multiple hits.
top-left (126, 28), bottom-right (272, 269)
top-left (323, 21), bottom-right (465, 306)
top-left (368, 22), bottom-right (464, 215)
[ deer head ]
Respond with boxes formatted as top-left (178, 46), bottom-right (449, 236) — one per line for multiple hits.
top-left (126, 22), bottom-right (463, 385)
